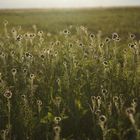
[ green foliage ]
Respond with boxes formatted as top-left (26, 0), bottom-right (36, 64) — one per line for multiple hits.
top-left (0, 8), bottom-right (140, 140)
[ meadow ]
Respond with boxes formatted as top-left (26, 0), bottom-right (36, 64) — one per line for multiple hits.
top-left (0, 7), bottom-right (140, 140)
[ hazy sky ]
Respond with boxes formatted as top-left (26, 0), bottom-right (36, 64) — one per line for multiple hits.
top-left (0, 0), bottom-right (140, 9)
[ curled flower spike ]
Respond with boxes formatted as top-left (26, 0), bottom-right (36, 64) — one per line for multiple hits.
top-left (113, 96), bottom-right (119, 103)
top-left (102, 89), bottom-right (108, 94)
top-left (21, 94), bottom-right (26, 100)
top-left (16, 34), bottom-right (22, 41)
top-left (53, 126), bottom-right (61, 134)
top-left (38, 31), bottom-right (43, 37)
top-left (1, 129), bottom-right (8, 138)
top-left (30, 74), bottom-right (35, 79)
top-left (89, 33), bottom-right (95, 39)
top-left (112, 33), bottom-right (119, 40)
top-left (0, 52), bottom-right (5, 58)
top-left (3, 20), bottom-right (8, 25)
top-left (95, 109), bottom-right (101, 116)
top-left (103, 61), bottom-right (108, 66)
top-left (11, 51), bottom-right (15, 56)
top-left (55, 97), bottom-right (62, 105)
top-left (55, 40), bottom-right (60, 46)
top-left (91, 96), bottom-right (96, 111)
top-left (69, 43), bottom-right (73, 47)
top-left (128, 43), bottom-right (136, 49)
top-left (4, 90), bottom-right (12, 99)
top-left (132, 98), bottom-right (137, 104)
top-left (63, 29), bottom-right (70, 35)
top-left (105, 37), bottom-right (111, 43)
top-left (54, 51), bottom-right (58, 57)
top-left (57, 79), bottom-right (61, 85)
top-left (129, 33), bottom-right (136, 40)
top-left (99, 115), bottom-right (107, 123)
top-left (96, 96), bottom-right (102, 108)
top-left (37, 100), bottom-right (42, 106)
top-left (91, 96), bottom-right (96, 102)
top-left (96, 96), bottom-right (101, 100)
top-left (54, 117), bottom-right (62, 124)
top-left (99, 43), bottom-right (104, 48)
top-left (29, 33), bottom-right (36, 39)
top-left (123, 48), bottom-right (127, 54)
top-left (24, 33), bottom-right (30, 39)
top-left (79, 43), bottom-right (84, 47)
top-left (23, 68), bottom-right (27, 74)
top-left (25, 52), bottom-right (30, 58)
top-left (125, 107), bottom-right (135, 116)
top-left (40, 54), bottom-right (45, 60)
top-left (11, 68), bottom-right (17, 75)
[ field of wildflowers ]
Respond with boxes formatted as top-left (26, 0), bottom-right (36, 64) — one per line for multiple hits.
top-left (0, 8), bottom-right (140, 140)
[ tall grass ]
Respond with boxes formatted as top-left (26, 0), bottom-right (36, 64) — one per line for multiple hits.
top-left (0, 12), bottom-right (140, 140)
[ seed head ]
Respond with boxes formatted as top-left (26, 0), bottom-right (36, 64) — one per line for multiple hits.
top-left (37, 100), bottom-right (42, 106)
top-left (99, 115), bottom-right (107, 123)
top-left (125, 107), bottom-right (135, 116)
top-left (89, 33), bottom-right (95, 39)
top-left (4, 90), bottom-right (12, 99)
top-left (112, 33), bottom-right (119, 40)
top-left (3, 20), bottom-right (8, 26)
top-left (129, 33), bottom-right (135, 40)
top-left (30, 74), bottom-right (35, 79)
top-left (105, 37), bottom-right (111, 43)
top-left (54, 117), bottom-right (62, 124)
top-left (11, 68), bottom-right (17, 75)
top-left (53, 126), bottom-right (61, 134)
top-left (113, 96), bottom-right (119, 102)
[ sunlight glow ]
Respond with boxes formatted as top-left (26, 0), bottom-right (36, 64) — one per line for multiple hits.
top-left (0, 0), bottom-right (140, 9)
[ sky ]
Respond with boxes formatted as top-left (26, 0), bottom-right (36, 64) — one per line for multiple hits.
top-left (0, 0), bottom-right (140, 9)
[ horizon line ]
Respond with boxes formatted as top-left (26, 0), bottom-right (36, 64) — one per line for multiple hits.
top-left (0, 5), bottom-right (140, 10)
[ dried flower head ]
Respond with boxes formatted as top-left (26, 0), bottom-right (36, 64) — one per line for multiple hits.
top-left (105, 37), bottom-right (111, 43)
top-left (55, 96), bottom-right (62, 105)
top-left (69, 43), bottom-right (73, 47)
top-left (11, 68), bottom-right (17, 75)
top-left (23, 68), bottom-right (27, 74)
top-left (102, 89), bottom-right (108, 94)
top-left (103, 61), bottom-right (108, 66)
top-left (129, 33), bottom-right (136, 40)
top-left (21, 94), bottom-right (26, 100)
top-left (125, 107), bottom-right (135, 116)
top-left (90, 33), bottom-right (95, 39)
top-left (3, 20), bottom-right (8, 25)
top-left (30, 74), bottom-right (35, 79)
top-left (11, 51), bottom-right (15, 56)
top-left (128, 43), bottom-right (136, 49)
top-left (99, 115), bottom-right (107, 123)
top-left (113, 96), bottom-right (119, 102)
top-left (16, 34), bottom-right (22, 41)
top-left (112, 33), bottom-right (119, 40)
top-left (99, 43), bottom-right (104, 48)
top-left (38, 31), bottom-right (43, 37)
top-left (63, 29), bottom-right (70, 35)
top-left (37, 100), bottom-right (42, 106)
top-left (91, 96), bottom-right (96, 101)
top-left (53, 126), bottom-right (61, 134)
top-left (54, 117), bottom-right (62, 124)
top-left (40, 54), bottom-right (45, 60)
top-left (4, 90), bottom-right (12, 99)
top-left (95, 109), bottom-right (101, 116)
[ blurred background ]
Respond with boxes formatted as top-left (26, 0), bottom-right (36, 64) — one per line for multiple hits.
top-left (0, 0), bottom-right (140, 9)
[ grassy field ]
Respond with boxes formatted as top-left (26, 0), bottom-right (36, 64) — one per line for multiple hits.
top-left (0, 7), bottom-right (140, 35)
top-left (0, 7), bottom-right (140, 140)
